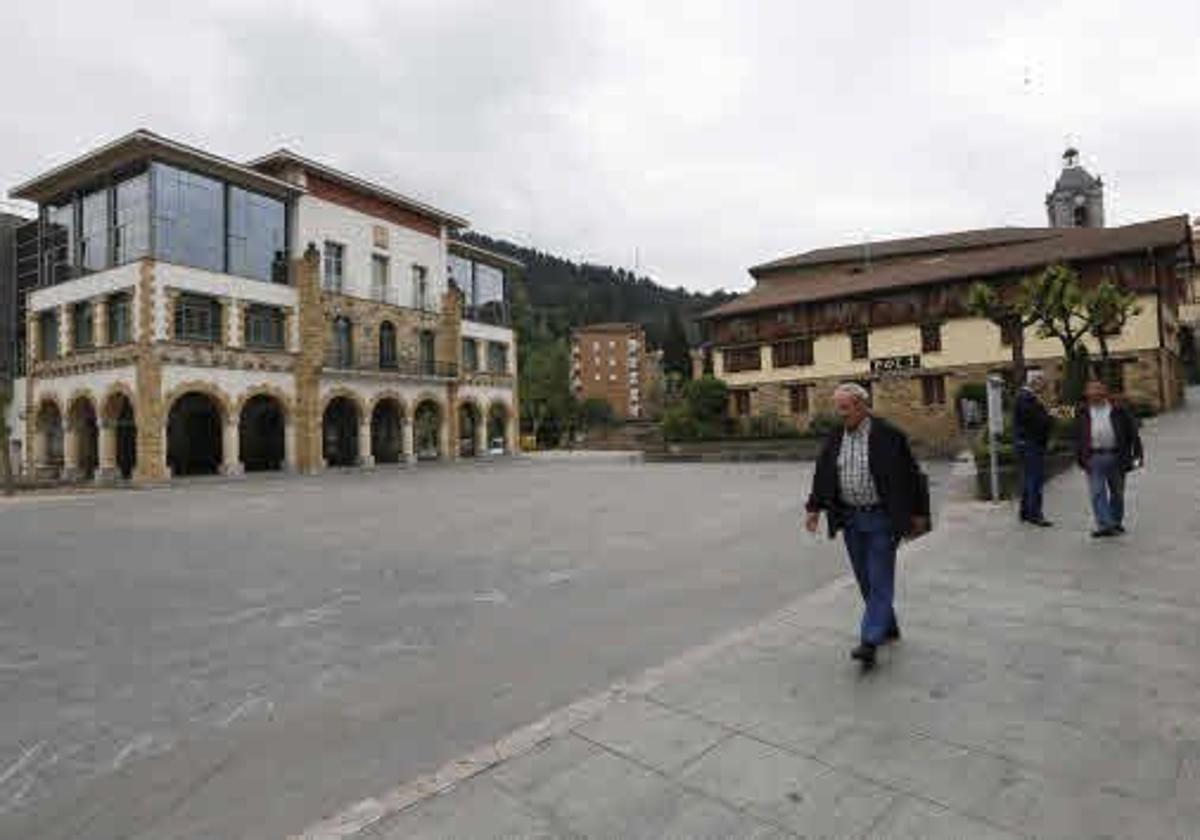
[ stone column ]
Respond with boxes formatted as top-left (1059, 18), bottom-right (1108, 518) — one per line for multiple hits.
top-left (222, 419), bottom-right (244, 477)
top-left (475, 412), bottom-right (489, 457)
top-left (402, 416), bottom-right (416, 465)
top-left (62, 419), bottom-right (80, 481)
top-left (507, 413), bottom-right (519, 454)
top-left (439, 411), bottom-right (453, 461)
top-left (358, 415), bottom-right (375, 468)
top-left (283, 420), bottom-right (296, 473)
top-left (59, 304), bottom-right (72, 356)
top-left (96, 419), bottom-right (118, 483)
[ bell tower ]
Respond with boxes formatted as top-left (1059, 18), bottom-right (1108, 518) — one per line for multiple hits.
top-left (1046, 146), bottom-right (1104, 228)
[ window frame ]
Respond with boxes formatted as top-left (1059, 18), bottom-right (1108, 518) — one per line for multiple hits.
top-left (378, 320), bottom-right (398, 369)
top-left (323, 241), bottom-right (345, 293)
top-left (921, 374), bottom-right (947, 406)
top-left (107, 292), bottom-right (133, 345)
top-left (487, 341), bottom-right (509, 374)
top-left (243, 304), bottom-right (286, 350)
top-left (371, 253), bottom-right (390, 302)
top-left (174, 293), bottom-right (222, 344)
top-left (461, 337), bottom-right (479, 373)
top-left (72, 301), bottom-right (95, 351)
top-left (920, 322), bottom-right (942, 354)
top-left (849, 329), bottom-right (869, 360)
top-left (788, 384), bottom-right (810, 415)
top-left (723, 345), bottom-right (762, 373)
top-left (771, 337), bottom-right (814, 368)
top-left (38, 310), bottom-right (59, 361)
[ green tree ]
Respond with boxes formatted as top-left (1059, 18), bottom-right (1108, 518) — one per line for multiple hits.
top-left (682, 375), bottom-right (729, 437)
top-left (1021, 264), bottom-right (1092, 404)
top-left (967, 280), bottom-right (1038, 389)
top-left (519, 338), bottom-right (576, 447)
top-left (1083, 278), bottom-right (1141, 389)
top-left (579, 397), bottom-right (616, 430)
top-left (661, 308), bottom-right (692, 380)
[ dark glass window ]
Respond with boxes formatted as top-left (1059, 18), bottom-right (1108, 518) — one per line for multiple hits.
top-left (723, 346), bottom-right (761, 373)
top-left (323, 242), bottom-right (345, 292)
top-left (38, 310), bottom-right (59, 360)
top-left (108, 292), bottom-right (132, 344)
top-left (371, 254), bottom-right (390, 301)
top-left (153, 163), bottom-right (223, 272)
top-left (487, 341), bottom-right (508, 374)
top-left (461, 337), bottom-right (478, 373)
top-left (476, 263), bottom-right (504, 308)
top-left (788, 384), bottom-right (810, 414)
top-left (73, 301), bottom-right (94, 350)
top-left (332, 317), bottom-right (353, 367)
top-left (114, 172), bottom-right (150, 264)
top-left (44, 201), bottom-right (75, 284)
top-left (419, 330), bottom-right (435, 374)
top-left (921, 322), bottom-right (942, 353)
top-left (244, 305), bottom-right (285, 349)
top-left (379, 321), bottom-right (397, 368)
top-left (921, 375), bottom-right (947, 406)
top-left (174, 294), bottom-right (221, 343)
top-left (448, 254), bottom-right (472, 302)
top-left (413, 265), bottom-right (430, 310)
top-left (80, 189), bottom-right (110, 272)
top-left (772, 338), bottom-right (814, 368)
top-left (228, 187), bottom-right (286, 282)
top-left (850, 329), bottom-right (869, 360)
top-left (733, 390), bottom-right (751, 416)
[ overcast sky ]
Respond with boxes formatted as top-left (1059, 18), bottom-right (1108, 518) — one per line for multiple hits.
top-left (3, 0), bottom-right (1198, 293)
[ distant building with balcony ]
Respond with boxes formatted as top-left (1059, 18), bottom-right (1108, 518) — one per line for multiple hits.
top-left (570, 323), bottom-right (650, 420)
top-left (8, 129), bottom-right (519, 482)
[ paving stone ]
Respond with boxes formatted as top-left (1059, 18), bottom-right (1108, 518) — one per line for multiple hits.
top-left (489, 734), bottom-right (602, 798)
top-left (677, 734), bottom-right (896, 837)
top-left (869, 795), bottom-right (1024, 840)
top-left (572, 697), bottom-right (729, 774)
top-left (363, 776), bottom-right (568, 839)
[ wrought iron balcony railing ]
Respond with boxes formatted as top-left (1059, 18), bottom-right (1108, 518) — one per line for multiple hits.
top-left (323, 352), bottom-right (458, 379)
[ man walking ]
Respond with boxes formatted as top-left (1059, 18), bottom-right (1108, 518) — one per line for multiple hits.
top-left (1076, 379), bottom-right (1143, 538)
top-left (805, 383), bottom-right (926, 669)
top-left (1014, 371), bottom-right (1054, 526)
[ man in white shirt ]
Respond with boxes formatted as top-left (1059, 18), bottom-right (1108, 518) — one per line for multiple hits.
top-left (1075, 379), bottom-right (1143, 537)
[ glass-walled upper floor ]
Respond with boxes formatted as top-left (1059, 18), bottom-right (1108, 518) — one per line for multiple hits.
top-left (448, 252), bottom-right (509, 325)
top-left (38, 161), bottom-right (289, 287)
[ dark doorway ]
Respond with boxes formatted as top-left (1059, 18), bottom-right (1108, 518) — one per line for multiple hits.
top-left (167, 392), bottom-right (223, 476)
top-left (113, 396), bottom-right (137, 479)
top-left (488, 404), bottom-right (508, 453)
top-left (323, 396), bottom-right (359, 467)
top-left (69, 399), bottom-right (99, 480)
top-left (458, 403), bottom-right (480, 457)
top-left (240, 395), bottom-right (286, 472)
top-left (371, 399), bottom-right (403, 464)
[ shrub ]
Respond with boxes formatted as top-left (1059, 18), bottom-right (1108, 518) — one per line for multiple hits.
top-left (580, 397), bottom-right (616, 429)
top-left (805, 412), bottom-right (840, 439)
top-left (682, 376), bottom-right (729, 425)
top-left (662, 406), bottom-right (698, 442)
top-left (1128, 400), bottom-right (1157, 419)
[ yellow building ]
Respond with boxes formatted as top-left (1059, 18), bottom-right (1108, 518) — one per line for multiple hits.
top-left (700, 217), bottom-right (1193, 446)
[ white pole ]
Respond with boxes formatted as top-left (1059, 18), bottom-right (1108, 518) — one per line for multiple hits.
top-left (986, 374), bottom-right (1003, 502)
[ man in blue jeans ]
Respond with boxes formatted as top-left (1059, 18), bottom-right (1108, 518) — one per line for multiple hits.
top-left (805, 383), bottom-right (927, 669)
top-left (1075, 379), bottom-right (1143, 538)
top-left (1013, 371), bottom-right (1054, 526)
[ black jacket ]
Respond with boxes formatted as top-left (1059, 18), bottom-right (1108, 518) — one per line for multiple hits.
top-left (1075, 402), bottom-right (1143, 473)
top-left (806, 416), bottom-right (925, 539)
top-left (1013, 388), bottom-right (1052, 448)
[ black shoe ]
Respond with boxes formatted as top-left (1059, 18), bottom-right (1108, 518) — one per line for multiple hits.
top-left (1113, 524), bottom-right (1126, 534)
top-left (1028, 517), bottom-right (1054, 527)
top-left (885, 624), bottom-right (901, 643)
top-left (851, 643), bottom-right (877, 667)
top-left (1091, 527), bottom-right (1117, 538)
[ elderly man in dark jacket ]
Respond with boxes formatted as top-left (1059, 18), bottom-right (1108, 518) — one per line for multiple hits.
top-left (1076, 379), bottom-right (1143, 538)
top-left (1013, 371), bottom-right (1054, 526)
top-left (805, 383), bottom-right (927, 668)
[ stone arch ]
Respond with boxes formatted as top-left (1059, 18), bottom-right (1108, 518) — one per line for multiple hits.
top-left (165, 384), bottom-right (231, 477)
top-left (100, 385), bottom-right (138, 480)
top-left (33, 395), bottom-right (65, 477)
top-left (239, 392), bottom-right (288, 473)
top-left (370, 393), bottom-right (407, 464)
top-left (322, 389), bottom-right (363, 468)
top-left (413, 396), bottom-right (444, 461)
top-left (234, 384), bottom-right (294, 424)
top-left (66, 390), bottom-right (100, 481)
top-left (457, 397), bottom-right (485, 458)
top-left (487, 399), bottom-right (513, 453)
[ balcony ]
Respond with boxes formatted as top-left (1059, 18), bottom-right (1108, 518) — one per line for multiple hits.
top-left (323, 352), bottom-right (458, 380)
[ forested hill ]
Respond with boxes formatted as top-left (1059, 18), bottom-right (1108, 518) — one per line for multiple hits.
top-left (459, 232), bottom-right (736, 348)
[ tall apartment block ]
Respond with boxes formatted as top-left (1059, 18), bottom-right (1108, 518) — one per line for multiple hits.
top-left (570, 322), bottom-right (649, 420)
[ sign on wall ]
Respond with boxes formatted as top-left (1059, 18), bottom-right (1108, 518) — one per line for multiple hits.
top-left (869, 354), bottom-right (921, 376)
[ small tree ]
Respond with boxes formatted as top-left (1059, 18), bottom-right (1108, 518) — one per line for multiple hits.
top-left (967, 281), bottom-right (1038, 389)
top-left (580, 397), bottom-right (616, 430)
top-left (1021, 264), bottom-right (1092, 404)
top-left (1084, 278), bottom-right (1141, 389)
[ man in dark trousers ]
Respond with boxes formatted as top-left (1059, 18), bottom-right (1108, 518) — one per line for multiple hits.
top-left (805, 383), bottom-right (926, 669)
top-left (1076, 379), bottom-right (1143, 538)
top-left (1013, 371), bottom-right (1054, 526)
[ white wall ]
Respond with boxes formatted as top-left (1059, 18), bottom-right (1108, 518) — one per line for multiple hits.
top-left (295, 195), bottom-right (446, 309)
top-left (154, 263), bottom-right (299, 347)
top-left (6, 376), bottom-right (26, 449)
top-left (461, 321), bottom-right (516, 375)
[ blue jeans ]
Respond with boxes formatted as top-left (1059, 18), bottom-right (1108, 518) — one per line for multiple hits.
top-left (1018, 442), bottom-right (1046, 521)
top-left (1087, 452), bottom-right (1125, 529)
top-left (842, 509), bottom-right (898, 646)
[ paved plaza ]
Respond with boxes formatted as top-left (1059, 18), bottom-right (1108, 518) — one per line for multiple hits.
top-left (352, 395), bottom-right (1200, 840)
top-left (0, 455), bottom-right (915, 839)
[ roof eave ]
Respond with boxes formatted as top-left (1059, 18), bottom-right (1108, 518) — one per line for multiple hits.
top-left (10, 129), bottom-right (304, 203)
top-left (249, 149), bottom-right (469, 229)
